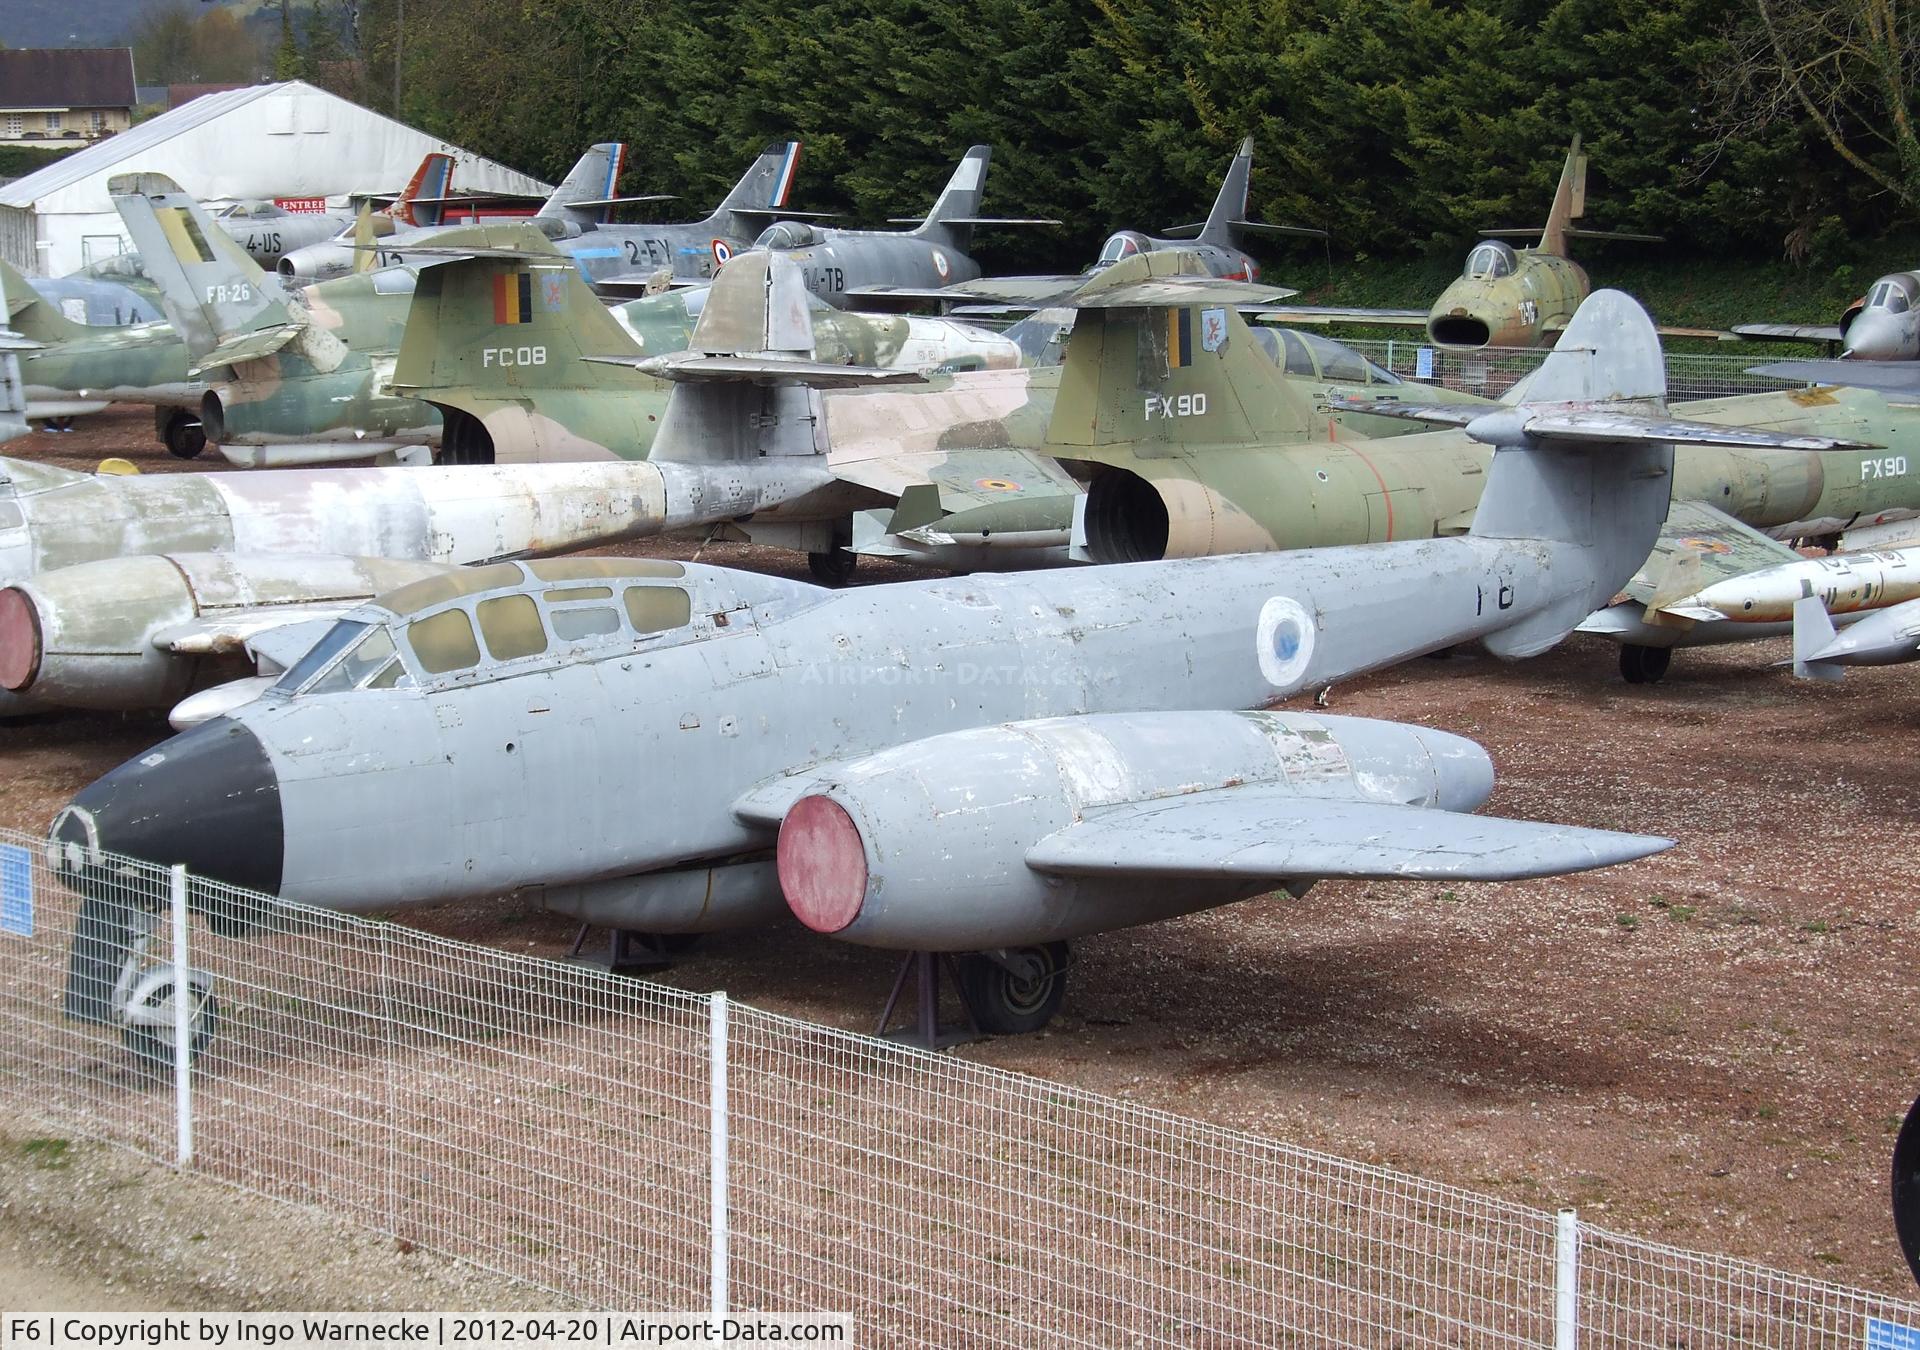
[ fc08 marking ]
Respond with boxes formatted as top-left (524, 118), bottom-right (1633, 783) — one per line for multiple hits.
top-left (483, 346), bottom-right (548, 368)
top-left (1862, 455), bottom-right (1909, 480)
top-left (1144, 393), bottom-right (1207, 420)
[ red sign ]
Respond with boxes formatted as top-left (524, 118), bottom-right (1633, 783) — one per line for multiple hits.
top-left (274, 196), bottom-right (328, 213)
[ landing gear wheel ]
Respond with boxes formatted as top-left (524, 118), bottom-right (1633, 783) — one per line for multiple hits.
top-left (957, 942), bottom-right (1069, 1035)
top-left (1892, 1090), bottom-right (1920, 1289)
top-left (121, 983), bottom-right (219, 1069)
top-left (808, 548), bottom-right (857, 586)
top-left (160, 411), bottom-right (206, 460)
top-left (1619, 643), bottom-right (1671, 685)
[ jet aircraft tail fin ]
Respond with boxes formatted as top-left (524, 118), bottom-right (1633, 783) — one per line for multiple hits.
top-left (709, 141), bottom-right (805, 238)
top-left (536, 142), bottom-right (631, 230)
top-left (392, 151), bottom-right (455, 227)
top-left (909, 145), bottom-right (993, 250)
top-left (1539, 135), bottom-right (1586, 255)
top-left (0, 259), bottom-right (92, 345)
top-left (107, 173), bottom-right (305, 364)
top-left (1197, 137), bottom-right (1256, 249)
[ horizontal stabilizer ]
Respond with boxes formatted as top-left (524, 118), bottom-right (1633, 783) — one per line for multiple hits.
top-left (189, 323), bottom-right (303, 376)
top-left (1253, 306), bottom-right (1427, 327)
top-left (564, 195), bottom-right (678, 208)
top-left (1566, 228), bottom-right (1664, 243)
top-left (885, 216), bottom-right (1062, 227)
top-left (1734, 324), bottom-right (1845, 344)
top-left (726, 208), bottom-right (839, 220)
top-left (1228, 219), bottom-right (1328, 239)
top-left (1747, 359), bottom-right (1920, 397)
top-left (1026, 791), bottom-right (1671, 883)
top-left (365, 243), bottom-right (562, 263)
top-left (601, 351), bottom-right (926, 389)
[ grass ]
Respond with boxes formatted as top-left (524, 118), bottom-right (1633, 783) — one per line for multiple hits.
top-left (21, 1136), bottom-right (71, 1169)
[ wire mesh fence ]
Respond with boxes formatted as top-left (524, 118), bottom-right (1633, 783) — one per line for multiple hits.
top-left (1342, 339), bottom-right (1806, 403)
top-left (3, 825), bottom-right (1918, 1345)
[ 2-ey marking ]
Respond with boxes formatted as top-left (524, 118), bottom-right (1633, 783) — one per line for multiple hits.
top-left (483, 346), bottom-right (548, 368)
top-left (1862, 455), bottom-right (1909, 480)
top-left (1144, 393), bottom-right (1207, 421)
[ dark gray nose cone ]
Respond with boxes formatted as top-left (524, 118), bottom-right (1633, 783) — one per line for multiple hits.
top-left (52, 716), bottom-right (284, 898)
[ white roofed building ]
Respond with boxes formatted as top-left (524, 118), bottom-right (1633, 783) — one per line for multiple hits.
top-left (0, 81), bottom-right (551, 275)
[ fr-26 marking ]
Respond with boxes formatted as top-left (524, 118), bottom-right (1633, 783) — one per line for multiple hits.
top-left (1862, 455), bottom-right (1910, 480)
top-left (1143, 394), bottom-right (1207, 421)
top-left (205, 283), bottom-right (253, 304)
top-left (482, 346), bottom-right (548, 368)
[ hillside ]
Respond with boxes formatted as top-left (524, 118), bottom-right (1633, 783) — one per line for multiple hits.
top-left (0, 0), bottom-right (263, 51)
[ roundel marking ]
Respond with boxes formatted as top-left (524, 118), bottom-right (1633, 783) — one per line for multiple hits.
top-left (1256, 595), bottom-right (1317, 689)
top-left (931, 249), bottom-right (951, 280)
top-left (711, 238), bottom-right (734, 268)
top-left (1677, 537), bottom-right (1733, 555)
top-left (975, 478), bottom-right (1021, 492)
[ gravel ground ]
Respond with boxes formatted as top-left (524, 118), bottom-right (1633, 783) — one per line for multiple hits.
top-left (5, 406), bottom-right (1918, 1302)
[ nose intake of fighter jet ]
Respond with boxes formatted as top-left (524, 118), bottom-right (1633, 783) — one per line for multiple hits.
top-left (53, 715), bottom-right (285, 897)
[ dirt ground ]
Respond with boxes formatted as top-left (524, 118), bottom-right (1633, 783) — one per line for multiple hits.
top-left (5, 407), bottom-right (1919, 1299)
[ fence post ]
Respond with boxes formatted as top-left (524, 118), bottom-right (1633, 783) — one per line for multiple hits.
top-left (710, 990), bottom-right (729, 1320)
top-left (1555, 1207), bottom-right (1580, 1350)
top-left (169, 863), bottom-right (193, 1169)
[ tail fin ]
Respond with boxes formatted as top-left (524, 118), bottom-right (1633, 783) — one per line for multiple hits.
top-left (1792, 589), bottom-right (1846, 681)
top-left (1539, 135), bottom-right (1586, 255)
top-left (107, 173), bottom-right (306, 364)
top-left (536, 142), bottom-right (628, 230)
top-left (0, 259), bottom-right (91, 345)
top-left (910, 145), bottom-right (993, 249)
top-left (390, 225), bottom-right (654, 399)
top-left (1197, 136), bottom-right (1256, 249)
top-left (712, 141), bottom-right (804, 237)
top-left (1044, 250), bottom-right (1317, 453)
top-left (393, 152), bottom-right (455, 228)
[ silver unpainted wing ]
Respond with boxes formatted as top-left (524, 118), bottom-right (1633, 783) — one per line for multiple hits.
top-left (1337, 396), bottom-right (1880, 451)
top-left (1253, 306), bottom-right (1429, 327)
top-left (1734, 323), bottom-right (1845, 344)
top-left (1025, 791), bottom-right (1671, 882)
top-left (595, 352), bottom-right (927, 389)
top-left (1747, 360), bottom-right (1920, 398)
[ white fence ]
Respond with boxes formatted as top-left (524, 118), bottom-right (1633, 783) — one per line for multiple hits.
top-left (1344, 340), bottom-right (1804, 403)
top-left (3, 825), bottom-right (1918, 1345)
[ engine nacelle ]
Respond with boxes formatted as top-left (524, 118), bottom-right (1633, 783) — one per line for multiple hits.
top-left (1078, 469), bottom-right (1278, 564)
top-left (0, 551), bottom-right (441, 711)
top-left (777, 710), bottom-right (1494, 950)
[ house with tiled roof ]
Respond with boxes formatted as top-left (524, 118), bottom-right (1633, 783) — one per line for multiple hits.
top-left (0, 48), bottom-right (137, 146)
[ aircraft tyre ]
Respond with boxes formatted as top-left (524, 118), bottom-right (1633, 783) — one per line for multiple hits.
top-left (957, 942), bottom-right (1069, 1035)
top-left (808, 549), bottom-right (858, 586)
top-left (122, 983), bottom-right (219, 1069)
top-left (160, 410), bottom-right (207, 460)
top-left (1895, 1090), bottom-right (1920, 1290)
top-left (1619, 644), bottom-right (1671, 685)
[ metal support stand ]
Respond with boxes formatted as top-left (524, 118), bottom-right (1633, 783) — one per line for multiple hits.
top-left (875, 951), bottom-right (982, 1051)
top-left (566, 924), bottom-right (674, 975)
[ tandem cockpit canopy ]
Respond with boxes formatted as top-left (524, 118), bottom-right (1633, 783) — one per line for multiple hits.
top-left (266, 558), bottom-right (828, 700)
top-left (1464, 240), bottom-right (1517, 279)
top-left (754, 221), bottom-right (821, 250)
top-left (1865, 274), bottom-right (1917, 314)
top-left (1095, 232), bottom-right (1150, 267)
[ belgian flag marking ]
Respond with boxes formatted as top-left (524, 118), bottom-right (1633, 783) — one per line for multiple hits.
top-left (1168, 308), bottom-right (1193, 368)
top-left (493, 272), bottom-right (534, 324)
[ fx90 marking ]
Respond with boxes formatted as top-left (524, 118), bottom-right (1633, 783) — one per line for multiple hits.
top-left (1862, 455), bottom-right (1910, 480)
top-left (482, 346), bottom-right (548, 368)
top-left (1144, 393), bottom-right (1207, 421)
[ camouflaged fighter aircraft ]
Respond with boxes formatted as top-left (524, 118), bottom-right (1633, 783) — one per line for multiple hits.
top-left (745, 145), bottom-right (1059, 309)
top-left (1263, 137), bottom-right (1720, 350)
top-left (58, 290), bottom-right (1877, 1048)
top-left (1737, 270), bottom-right (1920, 362)
top-left (0, 271), bottom-right (33, 445)
top-left (0, 253), bottom-right (914, 722)
top-left (905, 136), bottom-right (1326, 313)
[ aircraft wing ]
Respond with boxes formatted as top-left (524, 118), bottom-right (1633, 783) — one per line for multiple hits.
top-left (1746, 359), bottom-right (1920, 398)
top-left (1734, 323), bottom-right (1845, 344)
top-left (1252, 306), bottom-right (1429, 327)
top-left (1616, 498), bottom-right (1801, 611)
top-left (1542, 317), bottom-right (1731, 342)
top-left (870, 274), bottom-right (1300, 312)
top-left (188, 323), bottom-right (304, 376)
top-left (596, 351), bottom-right (927, 389)
top-left (1025, 788), bottom-right (1669, 883)
top-left (587, 269), bottom-right (678, 296)
top-left (828, 443), bottom-right (1080, 506)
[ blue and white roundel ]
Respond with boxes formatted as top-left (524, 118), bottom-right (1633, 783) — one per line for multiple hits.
top-left (711, 239), bottom-right (734, 268)
top-left (1256, 596), bottom-right (1316, 689)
